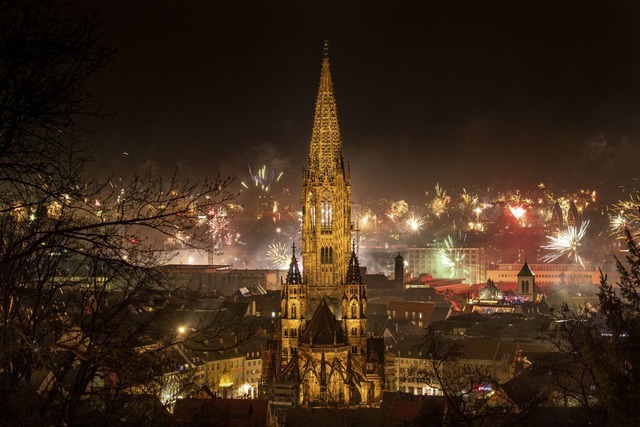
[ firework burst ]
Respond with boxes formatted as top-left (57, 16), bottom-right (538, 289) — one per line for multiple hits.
top-left (266, 242), bottom-right (291, 269)
top-left (427, 183), bottom-right (450, 218)
top-left (241, 164), bottom-right (283, 192)
top-left (460, 188), bottom-right (478, 209)
top-left (402, 211), bottom-right (426, 235)
top-left (387, 200), bottom-right (409, 221)
top-left (610, 194), bottom-right (640, 237)
top-left (198, 206), bottom-right (234, 255)
top-left (354, 205), bottom-right (375, 231)
top-left (509, 205), bottom-right (527, 226)
top-left (542, 220), bottom-right (590, 268)
top-left (436, 235), bottom-right (469, 279)
top-left (609, 213), bottom-right (629, 236)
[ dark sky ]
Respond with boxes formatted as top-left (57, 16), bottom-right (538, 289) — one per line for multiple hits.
top-left (72, 0), bottom-right (640, 204)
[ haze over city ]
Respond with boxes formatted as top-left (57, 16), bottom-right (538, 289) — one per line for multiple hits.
top-left (72, 0), bottom-right (640, 205)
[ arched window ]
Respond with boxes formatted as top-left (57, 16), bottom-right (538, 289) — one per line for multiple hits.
top-left (351, 303), bottom-right (357, 318)
top-left (321, 246), bottom-right (333, 264)
top-left (291, 304), bottom-right (297, 318)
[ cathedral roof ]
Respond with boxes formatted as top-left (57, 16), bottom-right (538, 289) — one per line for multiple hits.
top-left (307, 40), bottom-right (344, 180)
top-left (299, 297), bottom-right (347, 347)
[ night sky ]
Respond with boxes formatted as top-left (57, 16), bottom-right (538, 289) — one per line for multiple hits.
top-left (72, 0), bottom-right (640, 205)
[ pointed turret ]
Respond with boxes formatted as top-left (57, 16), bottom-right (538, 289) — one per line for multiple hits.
top-left (346, 241), bottom-right (363, 284)
top-left (286, 243), bottom-right (303, 284)
top-left (280, 243), bottom-right (307, 363)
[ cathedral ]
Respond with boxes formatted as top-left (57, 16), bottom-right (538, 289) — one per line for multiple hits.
top-left (262, 42), bottom-right (384, 412)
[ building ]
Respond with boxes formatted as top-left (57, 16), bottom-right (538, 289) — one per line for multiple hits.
top-left (262, 42), bottom-right (384, 416)
top-left (406, 246), bottom-right (486, 285)
top-left (162, 265), bottom-right (287, 295)
top-left (386, 301), bottom-right (451, 329)
top-left (388, 335), bottom-right (550, 395)
top-left (486, 263), bottom-right (599, 287)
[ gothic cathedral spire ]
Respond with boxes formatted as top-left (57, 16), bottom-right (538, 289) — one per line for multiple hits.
top-left (302, 41), bottom-right (352, 315)
top-left (263, 42), bottom-right (382, 410)
top-left (307, 40), bottom-right (346, 182)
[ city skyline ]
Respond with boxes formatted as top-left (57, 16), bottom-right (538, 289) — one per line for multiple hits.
top-left (70, 0), bottom-right (640, 204)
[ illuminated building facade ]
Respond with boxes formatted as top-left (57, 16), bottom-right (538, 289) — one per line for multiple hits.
top-left (263, 42), bottom-right (383, 414)
top-left (406, 246), bottom-right (486, 284)
top-left (487, 262), bottom-right (599, 286)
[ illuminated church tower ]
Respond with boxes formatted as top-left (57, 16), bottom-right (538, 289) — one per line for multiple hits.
top-left (301, 41), bottom-right (353, 315)
top-left (265, 42), bottom-right (381, 413)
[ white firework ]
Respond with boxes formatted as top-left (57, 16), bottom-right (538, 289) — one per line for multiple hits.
top-left (542, 220), bottom-right (590, 268)
top-left (436, 236), bottom-right (468, 279)
top-left (266, 242), bottom-right (291, 269)
top-left (402, 211), bottom-right (426, 235)
top-left (609, 213), bottom-right (628, 236)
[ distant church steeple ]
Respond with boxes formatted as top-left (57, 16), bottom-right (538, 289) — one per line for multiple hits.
top-left (567, 200), bottom-right (579, 228)
top-left (517, 260), bottom-right (538, 301)
top-left (550, 200), bottom-right (564, 232)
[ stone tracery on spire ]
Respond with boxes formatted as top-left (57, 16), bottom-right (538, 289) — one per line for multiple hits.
top-left (308, 40), bottom-right (344, 181)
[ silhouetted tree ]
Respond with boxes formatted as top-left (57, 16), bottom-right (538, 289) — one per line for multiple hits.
top-left (0, 1), bottom-right (254, 425)
top-left (545, 228), bottom-right (640, 425)
top-left (408, 328), bottom-right (498, 426)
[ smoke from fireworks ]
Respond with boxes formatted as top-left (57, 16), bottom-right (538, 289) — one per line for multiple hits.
top-left (542, 220), bottom-right (590, 268)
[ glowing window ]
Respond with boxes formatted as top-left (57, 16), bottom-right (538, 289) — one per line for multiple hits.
top-left (321, 194), bottom-right (332, 231)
